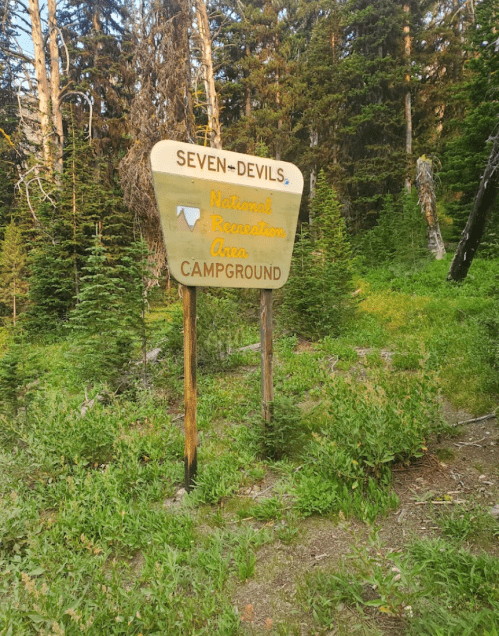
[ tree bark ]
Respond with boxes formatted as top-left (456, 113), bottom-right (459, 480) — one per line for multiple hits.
top-left (309, 129), bottom-right (318, 229)
top-left (245, 44), bottom-right (252, 118)
top-left (404, 3), bottom-right (412, 192)
top-left (195, 0), bottom-right (222, 149)
top-left (416, 157), bottom-right (445, 259)
top-left (48, 0), bottom-right (63, 178)
top-left (448, 129), bottom-right (499, 281)
top-left (28, 0), bottom-right (52, 169)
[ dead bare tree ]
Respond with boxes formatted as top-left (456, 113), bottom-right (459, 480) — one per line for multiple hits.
top-left (119, 0), bottom-right (195, 276)
top-left (192, 0), bottom-right (222, 150)
top-left (416, 156), bottom-right (445, 260)
top-left (448, 126), bottom-right (499, 281)
top-left (404, 3), bottom-right (412, 193)
top-left (5, 0), bottom-right (93, 210)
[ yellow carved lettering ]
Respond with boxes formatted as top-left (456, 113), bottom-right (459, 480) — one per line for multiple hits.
top-left (210, 190), bottom-right (221, 207)
top-left (211, 215), bottom-right (223, 232)
top-left (210, 237), bottom-right (248, 259)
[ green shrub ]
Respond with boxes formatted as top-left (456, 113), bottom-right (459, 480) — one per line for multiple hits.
top-left (280, 171), bottom-right (355, 340)
top-left (293, 369), bottom-right (440, 519)
top-left (254, 396), bottom-right (304, 461)
top-left (359, 191), bottom-right (428, 270)
top-left (157, 290), bottom-right (256, 371)
top-left (194, 453), bottom-right (244, 504)
top-left (307, 370), bottom-right (441, 479)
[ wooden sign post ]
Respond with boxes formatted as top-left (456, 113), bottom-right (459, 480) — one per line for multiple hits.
top-left (183, 285), bottom-right (197, 491)
top-left (150, 141), bottom-right (303, 489)
top-left (260, 289), bottom-right (273, 423)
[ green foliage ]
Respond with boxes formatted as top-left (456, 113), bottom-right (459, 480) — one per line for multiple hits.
top-left (303, 532), bottom-right (499, 634)
top-left (68, 235), bottom-right (152, 387)
top-left (157, 289), bottom-right (257, 372)
top-left (309, 370), bottom-right (440, 477)
top-left (359, 191), bottom-right (428, 269)
top-left (281, 172), bottom-right (355, 339)
top-left (194, 453), bottom-right (244, 504)
top-left (26, 240), bottom-right (77, 333)
top-left (0, 336), bottom-right (39, 418)
top-left (196, 290), bottom-right (254, 368)
top-left (254, 396), bottom-right (304, 461)
top-left (292, 369), bottom-right (439, 519)
top-left (407, 538), bottom-right (499, 635)
top-left (360, 256), bottom-right (499, 410)
top-left (441, 0), bottom-right (499, 241)
top-left (0, 221), bottom-right (28, 324)
top-left (434, 504), bottom-right (499, 545)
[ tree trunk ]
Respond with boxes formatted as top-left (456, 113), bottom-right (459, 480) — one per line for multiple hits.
top-left (416, 157), bottom-right (445, 259)
top-left (448, 130), bottom-right (499, 281)
top-left (13, 278), bottom-right (16, 326)
top-left (195, 0), bottom-right (222, 149)
top-left (28, 0), bottom-right (52, 169)
top-left (48, 0), bottom-right (63, 178)
top-left (404, 3), bottom-right (412, 192)
top-left (309, 129), bottom-right (319, 229)
top-left (245, 45), bottom-right (252, 118)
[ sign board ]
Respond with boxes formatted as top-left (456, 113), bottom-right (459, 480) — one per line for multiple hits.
top-left (150, 140), bottom-right (304, 289)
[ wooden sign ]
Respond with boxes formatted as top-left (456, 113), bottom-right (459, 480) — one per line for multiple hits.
top-left (151, 141), bottom-right (304, 491)
top-left (150, 140), bottom-right (304, 288)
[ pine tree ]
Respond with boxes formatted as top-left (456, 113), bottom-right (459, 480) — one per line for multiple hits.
top-left (0, 5), bottom-right (24, 232)
top-left (359, 191), bottom-right (427, 269)
top-left (215, 0), bottom-right (307, 161)
top-left (0, 222), bottom-right (28, 325)
top-left (0, 335), bottom-right (39, 418)
top-left (69, 233), bottom-right (153, 386)
top-left (118, 237), bottom-right (154, 385)
top-left (441, 0), bottom-right (499, 245)
top-left (25, 116), bottom-right (134, 334)
top-left (281, 170), bottom-right (354, 339)
top-left (60, 0), bottom-right (133, 157)
top-left (69, 234), bottom-right (130, 385)
top-left (300, 0), bottom-right (426, 229)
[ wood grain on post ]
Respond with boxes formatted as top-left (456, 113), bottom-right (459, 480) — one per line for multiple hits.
top-left (260, 289), bottom-right (274, 422)
top-left (183, 285), bottom-right (197, 491)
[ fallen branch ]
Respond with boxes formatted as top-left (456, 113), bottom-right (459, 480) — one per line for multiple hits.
top-left (414, 500), bottom-right (466, 505)
top-left (252, 485), bottom-right (274, 499)
top-left (452, 413), bottom-right (497, 427)
top-left (454, 436), bottom-right (489, 448)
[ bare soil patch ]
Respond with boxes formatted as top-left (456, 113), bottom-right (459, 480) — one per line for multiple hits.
top-left (233, 405), bottom-right (499, 635)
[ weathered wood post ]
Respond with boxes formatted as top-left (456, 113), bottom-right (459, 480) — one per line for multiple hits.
top-left (183, 285), bottom-right (197, 490)
top-left (260, 289), bottom-right (274, 423)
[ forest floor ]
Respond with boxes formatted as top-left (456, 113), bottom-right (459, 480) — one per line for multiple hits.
top-left (1, 256), bottom-right (499, 635)
top-left (229, 403), bottom-right (499, 635)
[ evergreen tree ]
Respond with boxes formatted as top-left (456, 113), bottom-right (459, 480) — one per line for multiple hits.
top-left (359, 191), bottom-right (428, 268)
top-left (26, 118), bottom-right (134, 334)
top-left (214, 0), bottom-right (308, 161)
top-left (60, 0), bottom-right (134, 157)
top-left (69, 234), bottom-right (152, 386)
top-left (301, 0), bottom-right (426, 229)
top-left (281, 170), bottom-right (354, 339)
top-left (0, 222), bottom-right (28, 325)
top-left (441, 0), bottom-right (499, 245)
top-left (0, 335), bottom-right (39, 418)
top-left (0, 4), bottom-right (24, 232)
top-left (69, 234), bottom-right (129, 385)
top-left (118, 237), bottom-right (154, 385)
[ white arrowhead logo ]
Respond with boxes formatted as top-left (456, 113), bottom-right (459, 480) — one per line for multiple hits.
top-left (177, 206), bottom-right (201, 231)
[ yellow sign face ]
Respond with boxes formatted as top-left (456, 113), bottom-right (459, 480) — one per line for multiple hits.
top-left (150, 140), bottom-right (304, 289)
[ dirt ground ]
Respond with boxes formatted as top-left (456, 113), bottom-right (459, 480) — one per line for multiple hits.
top-left (231, 404), bottom-right (499, 636)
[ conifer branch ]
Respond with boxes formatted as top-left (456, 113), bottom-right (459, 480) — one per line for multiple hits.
top-left (59, 92), bottom-right (93, 139)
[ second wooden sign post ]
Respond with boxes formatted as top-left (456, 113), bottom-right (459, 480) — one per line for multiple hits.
top-left (150, 140), bottom-right (304, 489)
